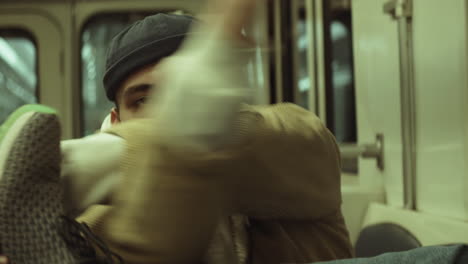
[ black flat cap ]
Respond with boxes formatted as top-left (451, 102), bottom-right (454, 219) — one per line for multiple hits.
top-left (103, 13), bottom-right (195, 101)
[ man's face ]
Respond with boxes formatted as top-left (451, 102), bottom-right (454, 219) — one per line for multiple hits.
top-left (110, 62), bottom-right (160, 123)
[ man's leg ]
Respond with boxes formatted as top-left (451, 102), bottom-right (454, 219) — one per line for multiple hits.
top-left (0, 105), bottom-right (124, 264)
top-left (0, 105), bottom-right (75, 264)
top-left (313, 245), bottom-right (467, 264)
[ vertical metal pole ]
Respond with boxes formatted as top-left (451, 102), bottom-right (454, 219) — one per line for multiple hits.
top-left (273, 0), bottom-right (284, 102)
top-left (313, 0), bottom-right (328, 122)
top-left (399, 13), bottom-right (417, 210)
top-left (385, 0), bottom-right (417, 210)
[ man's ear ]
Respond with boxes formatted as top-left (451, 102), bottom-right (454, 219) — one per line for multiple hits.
top-left (110, 108), bottom-right (121, 124)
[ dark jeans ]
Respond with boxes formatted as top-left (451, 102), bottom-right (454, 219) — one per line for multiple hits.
top-left (314, 245), bottom-right (468, 264)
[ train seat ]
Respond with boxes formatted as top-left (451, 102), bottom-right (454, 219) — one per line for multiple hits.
top-left (356, 203), bottom-right (468, 256)
top-left (354, 223), bottom-right (421, 257)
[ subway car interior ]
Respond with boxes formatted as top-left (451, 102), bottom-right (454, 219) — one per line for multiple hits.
top-left (1, 0), bottom-right (468, 263)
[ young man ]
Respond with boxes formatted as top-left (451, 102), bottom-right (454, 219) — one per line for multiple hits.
top-left (0, 0), bottom-right (353, 263)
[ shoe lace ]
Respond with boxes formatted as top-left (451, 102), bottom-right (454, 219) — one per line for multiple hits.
top-left (59, 216), bottom-right (124, 264)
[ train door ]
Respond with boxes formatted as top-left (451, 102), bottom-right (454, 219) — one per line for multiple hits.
top-left (333, 0), bottom-right (468, 246)
top-left (276, 0), bottom-right (389, 243)
top-left (0, 2), bottom-right (74, 138)
top-left (283, 0), bottom-right (468, 246)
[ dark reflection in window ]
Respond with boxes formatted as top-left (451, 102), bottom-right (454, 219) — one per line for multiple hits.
top-left (328, 6), bottom-right (356, 144)
top-left (0, 30), bottom-right (37, 123)
top-left (293, 0), bottom-right (357, 173)
top-left (296, 13), bottom-right (310, 109)
top-left (326, 1), bottom-right (358, 173)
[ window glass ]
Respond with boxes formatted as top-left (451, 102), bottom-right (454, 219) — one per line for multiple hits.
top-left (81, 12), bottom-right (157, 136)
top-left (327, 3), bottom-right (357, 173)
top-left (0, 30), bottom-right (37, 123)
top-left (293, 0), bottom-right (357, 173)
top-left (329, 7), bottom-right (356, 144)
top-left (296, 9), bottom-right (310, 109)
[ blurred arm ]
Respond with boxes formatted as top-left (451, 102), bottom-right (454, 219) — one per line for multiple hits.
top-left (60, 133), bottom-right (124, 217)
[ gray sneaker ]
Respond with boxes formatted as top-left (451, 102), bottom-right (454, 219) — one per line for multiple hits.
top-left (0, 105), bottom-right (123, 264)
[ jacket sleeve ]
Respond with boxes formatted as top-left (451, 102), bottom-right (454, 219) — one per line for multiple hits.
top-left (95, 119), bottom-right (231, 264)
top-left (233, 103), bottom-right (343, 220)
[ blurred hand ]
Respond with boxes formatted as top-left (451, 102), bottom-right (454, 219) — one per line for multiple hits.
top-left (145, 0), bottom-right (261, 151)
top-left (0, 255), bottom-right (9, 264)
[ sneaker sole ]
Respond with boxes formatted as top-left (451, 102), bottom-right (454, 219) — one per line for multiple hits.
top-left (0, 105), bottom-right (75, 264)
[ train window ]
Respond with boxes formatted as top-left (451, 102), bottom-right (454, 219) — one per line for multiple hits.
top-left (326, 1), bottom-right (357, 173)
top-left (0, 29), bottom-right (37, 123)
top-left (296, 11), bottom-right (311, 109)
top-left (326, 1), bottom-right (356, 145)
top-left (292, 0), bottom-right (357, 173)
top-left (81, 12), bottom-right (163, 136)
